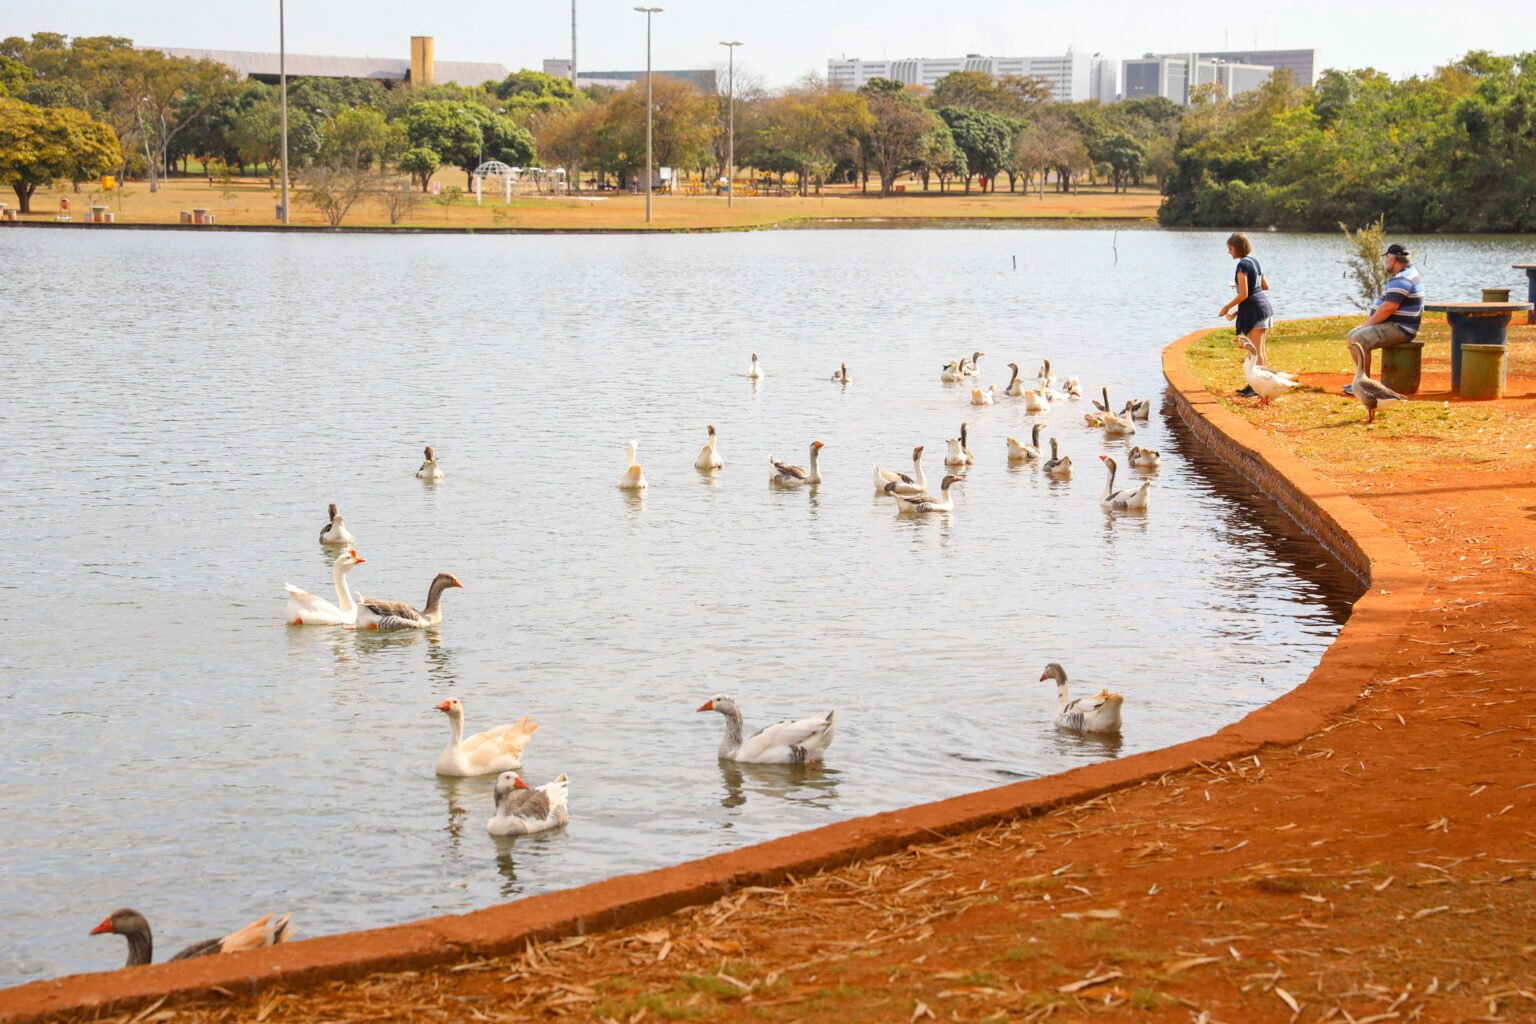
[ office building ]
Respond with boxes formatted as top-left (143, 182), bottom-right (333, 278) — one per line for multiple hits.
top-left (542, 59), bottom-right (716, 93)
top-left (1122, 53), bottom-right (1273, 105)
top-left (1182, 49), bottom-right (1316, 87)
top-left (827, 52), bottom-right (1099, 103)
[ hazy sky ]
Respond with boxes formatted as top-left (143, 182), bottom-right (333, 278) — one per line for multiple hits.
top-left (3, 1), bottom-right (1521, 86)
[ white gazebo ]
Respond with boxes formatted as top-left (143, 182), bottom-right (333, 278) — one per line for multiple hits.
top-left (471, 160), bottom-right (518, 205)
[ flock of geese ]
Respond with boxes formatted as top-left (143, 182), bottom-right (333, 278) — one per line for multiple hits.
top-left (91, 347), bottom-right (1153, 975)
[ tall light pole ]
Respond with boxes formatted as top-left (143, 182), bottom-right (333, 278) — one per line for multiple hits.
top-left (634, 6), bottom-right (662, 224)
top-left (279, 0), bottom-right (289, 225)
top-left (719, 41), bottom-right (741, 208)
top-left (570, 1), bottom-right (577, 86)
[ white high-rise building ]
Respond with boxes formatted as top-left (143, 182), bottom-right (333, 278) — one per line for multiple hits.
top-left (1122, 53), bottom-right (1273, 105)
top-left (827, 52), bottom-right (1097, 103)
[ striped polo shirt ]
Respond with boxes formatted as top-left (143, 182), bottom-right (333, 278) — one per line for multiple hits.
top-left (1374, 264), bottom-right (1424, 336)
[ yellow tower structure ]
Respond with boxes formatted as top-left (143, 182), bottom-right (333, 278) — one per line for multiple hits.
top-left (410, 36), bottom-right (436, 86)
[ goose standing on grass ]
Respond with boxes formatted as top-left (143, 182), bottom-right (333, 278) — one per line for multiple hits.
top-left (91, 908), bottom-right (293, 968)
top-left (1346, 341), bottom-right (1408, 423)
top-left (1242, 340), bottom-right (1299, 407)
top-left (416, 446), bottom-right (444, 481)
top-left (1127, 446), bottom-right (1161, 470)
top-left (1041, 663), bottom-right (1123, 734)
top-left (434, 698), bottom-right (540, 777)
top-left (284, 548), bottom-right (365, 626)
top-left (894, 474), bottom-right (963, 514)
top-left (618, 440), bottom-right (648, 490)
top-left (747, 352), bottom-right (763, 379)
top-left (319, 504), bottom-right (354, 546)
top-left (831, 362), bottom-right (850, 383)
top-left (1003, 362), bottom-right (1027, 397)
top-left (1007, 423), bottom-right (1045, 461)
top-left (697, 695), bottom-right (836, 764)
top-left (1043, 437), bottom-right (1073, 478)
top-left (354, 573), bottom-right (462, 630)
top-left (487, 772), bottom-right (570, 836)
top-left (875, 445), bottom-right (924, 495)
top-left (694, 425), bottom-right (724, 471)
top-left (1098, 455), bottom-right (1150, 510)
top-left (770, 441), bottom-right (824, 486)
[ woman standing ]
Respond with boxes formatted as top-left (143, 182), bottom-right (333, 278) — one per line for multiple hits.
top-left (1218, 232), bottom-right (1273, 397)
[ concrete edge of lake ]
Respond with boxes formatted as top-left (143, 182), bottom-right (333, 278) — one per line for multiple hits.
top-left (0, 324), bottom-right (1429, 1024)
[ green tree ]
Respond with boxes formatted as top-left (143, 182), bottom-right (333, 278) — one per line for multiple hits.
top-left (931, 70), bottom-right (1051, 118)
top-left (474, 107), bottom-right (537, 168)
top-left (936, 106), bottom-right (1016, 191)
top-left (861, 87), bottom-right (936, 196)
top-left (600, 77), bottom-right (716, 186)
top-left (323, 107), bottom-right (394, 170)
top-left (0, 98), bottom-right (120, 211)
top-left (1093, 131), bottom-right (1146, 192)
top-left (398, 146), bottom-right (441, 192)
top-left (495, 70), bottom-right (575, 103)
top-left (404, 100), bottom-right (484, 185)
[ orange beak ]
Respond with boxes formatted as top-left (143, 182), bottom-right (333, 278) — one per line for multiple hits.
top-left (435, 700), bottom-right (452, 712)
top-left (90, 916), bottom-right (113, 936)
top-left (513, 776), bottom-right (529, 790)
top-left (451, 577), bottom-right (464, 589)
top-left (350, 548), bottom-right (366, 564)
top-left (696, 700), bottom-right (714, 712)
top-left (1098, 455), bottom-right (1108, 462)
top-left (1038, 672), bottom-right (1049, 682)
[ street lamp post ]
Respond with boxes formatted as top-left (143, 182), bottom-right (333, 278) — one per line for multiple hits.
top-left (279, 0), bottom-right (289, 225)
top-left (719, 40), bottom-right (741, 208)
top-left (633, 6), bottom-right (662, 224)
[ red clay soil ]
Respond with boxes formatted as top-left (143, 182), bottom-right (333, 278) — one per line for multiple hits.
top-left (15, 338), bottom-right (1536, 1024)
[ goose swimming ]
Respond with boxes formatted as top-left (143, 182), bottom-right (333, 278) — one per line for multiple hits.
top-left (284, 548), bottom-right (365, 626)
top-left (1041, 662), bottom-right (1123, 734)
top-left (697, 695), bottom-right (836, 764)
top-left (91, 908), bottom-right (294, 969)
top-left (1098, 455), bottom-right (1150, 511)
top-left (770, 441), bottom-right (824, 486)
top-left (1043, 437), bottom-right (1072, 478)
top-left (831, 362), bottom-right (850, 383)
top-left (618, 440), bottom-right (648, 490)
top-left (354, 572), bottom-right (462, 630)
top-left (487, 772), bottom-right (570, 836)
top-left (747, 352), bottom-right (764, 379)
top-left (694, 425), bottom-right (724, 471)
top-left (882, 446), bottom-right (928, 498)
top-left (319, 504), bottom-right (354, 546)
top-left (1007, 423), bottom-right (1044, 461)
top-left (894, 474), bottom-right (963, 514)
top-left (416, 446), bottom-right (444, 481)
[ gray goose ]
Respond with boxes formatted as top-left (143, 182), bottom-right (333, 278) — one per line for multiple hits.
top-left (1347, 341), bottom-right (1408, 423)
top-left (355, 572), bottom-right (463, 630)
top-left (487, 771), bottom-right (570, 835)
top-left (91, 908), bottom-right (293, 968)
top-left (1043, 437), bottom-right (1073, 478)
top-left (319, 503), bottom-right (354, 546)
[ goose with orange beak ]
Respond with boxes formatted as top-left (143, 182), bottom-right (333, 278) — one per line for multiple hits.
top-left (90, 908), bottom-right (293, 968)
top-left (697, 695), bottom-right (836, 764)
top-left (434, 697), bottom-right (539, 777)
top-left (284, 548), bottom-right (365, 626)
top-left (487, 771), bottom-right (570, 836)
top-left (354, 572), bottom-right (462, 630)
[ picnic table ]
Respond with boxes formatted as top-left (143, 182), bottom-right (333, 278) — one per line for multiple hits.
top-left (1422, 300), bottom-right (1532, 393)
top-left (1513, 264), bottom-right (1536, 323)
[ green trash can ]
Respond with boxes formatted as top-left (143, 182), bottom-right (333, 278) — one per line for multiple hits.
top-left (1458, 344), bottom-right (1506, 400)
top-left (1380, 340), bottom-right (1424, 395)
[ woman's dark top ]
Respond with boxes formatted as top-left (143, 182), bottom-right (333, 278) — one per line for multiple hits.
top-left (1234, 256), bottom-right (1273, 334)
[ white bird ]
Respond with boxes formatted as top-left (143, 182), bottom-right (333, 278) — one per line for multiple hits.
top-left (618, 439), bottom-right (648, 490)
top-left (284, 548), bottom-right (365, 626)
top-left (1007, 423), bottom-right (1044, 461)
top-left (770, 441), bottom-right (824, 486)
top-left (1242, 340), bottom-right (1300, 407)
top-left (1102, 402), bottom-right (1138, 436)
top-left (941, 359), bottom-right (965, 383)
top-left (747, 352), bottom-right (763, 379)
top-left (1346, 340), bottom-right (1408, 423)
top-left (487, 772), bottom-right (570, 836)
top-left (946, 421), bottom-right (975, 466)
top-left (1041, 662), bottom-right (1123, 734)
top-left (1062, 376), bottom-right (1082, 398)
top-left (1037, 358), bottom-right (1056, 389)
top-left (416, 446), bottom-right (444, 481)
top-left (1023, 388), bottom-right (1051, 413)
top-left (1127, 445), bottom-right (1161, 470)
top-left (1003, 362), bottom-right (1028, 397)
top-left (831, 362), bottom-right (850, 383)
top-left (1098, 455), bottom-right (1150, 511)
top-left (971, 385), bottom-right (995, 406)
top-left (319, 503), bottom-right (355, 546)
top-left (354, 572), bottom-right (462, 630)
top-left (694, 424), bottom-right (724, 471)
top-left (959, 350), bottom-right (984, 377)
top-left (1128, 397), bottom-right (1151, 420)
top-left (434, 698), bottom-right (540, 777)
top-left (894, 474), bottom-right (963, 514)
top-left (1043, 437), bottom-right (1072, 478)
top-left (697, 695), bottom-right (836, 764)
top-left (881, 446), bottom-right (929, 498)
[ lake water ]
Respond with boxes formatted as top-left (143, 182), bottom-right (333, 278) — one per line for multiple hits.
top-left (0, 224), bottom-right (1519, 985)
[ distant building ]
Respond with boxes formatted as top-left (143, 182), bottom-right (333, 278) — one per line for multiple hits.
top-left (1089, 58), bottom-right (1119, 102)
top-left (159, 36), bottom-right (506, 88)
top-left (1122, 53), bottom-right (1273, 105)
top-left (827, 52), bottom-right (1101, 104)
top-left (1181, 49), bottom-right (1316, 87)
top-left (542, 59), bottom-right (716, 93)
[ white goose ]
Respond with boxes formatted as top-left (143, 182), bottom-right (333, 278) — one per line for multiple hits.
top-left (1128, 397), bottom-right (1151, 420)
top-left (894, 474), bottom-right (963, 514)
top-left (770, 441), bottom-right (825, 486)
top-left (1007, 422), bottom-right (1044, 461)
top-left (694, 425), bottom-right (724, 471)
top-left (874, 445), bottom-right (925, 495)
top-left (1003, 362), bottom-right (1028, 397)
top-left (831, 362), bottom-right (850, 383)
top-left (284, 548), bottom-right (365, 626)
top-left (746, 352), bottom-right (764, 379)
top-left (319, 504), bottom-right (355, 546)
top-left (881, 446), bottom-right (929, 498)
top-left (970, 384), bottom-right (995, 406)
top-left (1041, 662), bottom-right (1123, 734)
top-left (962, 350), bottom-right (984, 377)
top-left (1023, 388), bottom-right (1051, 414)
top-left (945, 421), bottom-right (975, 467)
top-left (416, 446), bottom-right (444, 481)
top-left (1037, 358), bottom-right (1056, 389)
top-left (1063, 376), bottom-right (1083, 398)
top-left (1242, 340), bottom-right (1299, 406)
top-left (354, 572), bottom-right (462, 630)
top-left (697, 695), bottom-right (836, 764)
top-left (1098, 455), bottom-right (1150, 510)
top-left (1043, 437), bottom-right (1073, 478)
top-left (618, 440), bottom-right (648, 490)
top-left (1127, 445), bottom-right (1161, 470)
top-left (940, 359), bottom-right (965, 383)
top-left (435, 699), bottom-right (539, 777)
top-left (1102, 402), bottom-right (1138, 437)
top-left (487, 772), bottom-right (570, 836)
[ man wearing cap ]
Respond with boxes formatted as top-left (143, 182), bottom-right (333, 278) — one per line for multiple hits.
top-left (1344, 242), bottom-right (1423, 396)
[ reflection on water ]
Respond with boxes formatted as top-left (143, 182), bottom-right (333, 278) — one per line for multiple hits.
top-left (12, 224), bottom-right (1497, 986)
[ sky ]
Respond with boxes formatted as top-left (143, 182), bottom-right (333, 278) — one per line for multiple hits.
top-left (2, 1), bottom-right (1527, 87)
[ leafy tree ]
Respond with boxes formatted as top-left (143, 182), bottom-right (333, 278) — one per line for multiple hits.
top-left (0, 54), bottom-right (32, 96)
top-left (0, 98), bottom-right (120, 210)
top-left (914, 123), bottom-right (966, 192)
top-left (301, 166), bottom-right (372, 225)
top-left (404, 100), bottom-right (483, 185)
top-left (600, 76), bottom-right (716, 186)
top-left (537, 105), bottom-right (604, 188)
top-left (474, 107), bottom-right (537, 168)
top-left (398, 146), bottom-right (441, 192)
top-left (322, 107), bottom-right (395, 170)
top-left (1093, 131), bottom-right (1146, 192)
top-left (495, 70), bottom-right (575, 103)
top-left (862, 89), bottom-right (936, 195)
top-left (931, 71), bottom-right (1051, 118)
top-left (937, 106), bottom-right (1016, 191)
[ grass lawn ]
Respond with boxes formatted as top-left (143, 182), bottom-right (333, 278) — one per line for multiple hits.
top-left (1184, 316), bottom-right (1536, 478)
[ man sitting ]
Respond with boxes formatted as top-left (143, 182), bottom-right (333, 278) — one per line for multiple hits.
top-left (1344, 242), bottom-right (1423, 396)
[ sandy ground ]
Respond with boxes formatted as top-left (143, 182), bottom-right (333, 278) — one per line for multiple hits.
top-left (10, 177), bottom-right (1161, 231)
top-left (38, 322), bottom-right (1536, 1023)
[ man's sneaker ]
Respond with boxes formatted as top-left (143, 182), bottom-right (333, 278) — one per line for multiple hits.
top-left (1341, 384), bottom-right (1354, 396)
top-left (1237, 385), bottom-right (1258, 398)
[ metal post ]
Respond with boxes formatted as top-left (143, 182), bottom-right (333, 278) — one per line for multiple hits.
top-left (279, 0), bottom-right (289, 225)
top-left (634, 7), bottom-right (662, 224)
top-left (570, 0), bottom-right (578, 86)
top-left (719, 41), bottom-right (741, 208)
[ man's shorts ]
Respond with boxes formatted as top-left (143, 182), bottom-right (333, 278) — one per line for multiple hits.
top-left (1348, 322), bottom-right (1415, 352)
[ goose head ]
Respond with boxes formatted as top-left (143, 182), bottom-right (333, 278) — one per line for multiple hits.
top-left (912, 445), bottom-right (924, 463)
top-left (435, 697), bottom-right (463, 718)
top-left (1039, 662), bottom-right (1068, 687)
top-left (697, 694), bottom-right (740, 717)
top-left (971, 350), bottom-right (985, 364)
top-left (707, 424), bottom-right (716, 439)
top-left (1099, 454), bottom-right (1119, 474)
top-left (90, 908), bottom-right (148, 939)
top-left (337, 548), bottom-right (366, 569)
top-left (1031, 422), bottom-right (1043, 445)
top-left (810, 440), bottom-right (825, 456)
top-left (960, 420), bottom-right (971, 445)
top-left (423, 446), bottom-right (435, 462)
top-left (940, 474), bottom-right (964, 490)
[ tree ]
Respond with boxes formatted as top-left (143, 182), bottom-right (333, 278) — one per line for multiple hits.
top-left (0, 98), bottom-right (120, 211)
top-left (600, 77), bottom-right (716, 185)
top-left (931, 70), bottom-right (1051, 119)
top-left (122, 50), bottom-right (237, 191)
top-left (398, 146), bottom-right (441, 192)
top-left (937, 106), bottom-right (1016, 191)
top-left (1341, 216), bottom-right (1392, 310)
top-left (537, 105), bottom-right (604, 189)
top-left (404, 100), bottom-right (483, 185)
top-left (863, 90), bottom-right (935, 195)
top-left (374, 176), bottom-right (419, 224)
top-left (495, 69), bottom-right (575, 104)
top-left (474, 107), bottom-right (536, 169)
top-left (1093, 131), bottom-right (1146, 192)
top-left (301, 166), bottom-right (371, 226)
top-left (322, 107), bottom-right (394, 170)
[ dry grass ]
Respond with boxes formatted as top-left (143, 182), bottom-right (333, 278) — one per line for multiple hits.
top-left (15, 176), bottom-right (1161, 231)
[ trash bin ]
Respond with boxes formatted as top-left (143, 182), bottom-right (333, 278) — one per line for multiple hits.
top-left (1458, 344), bottom-right (1506, 400)
top-left (1482, 288), bottom-right (1511, 302)
top-left (1380, 340), bottom-right (1424, 395)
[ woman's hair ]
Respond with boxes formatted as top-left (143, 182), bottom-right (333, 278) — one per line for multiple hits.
top-left (1226, 232), bottom-right (1252, 257)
